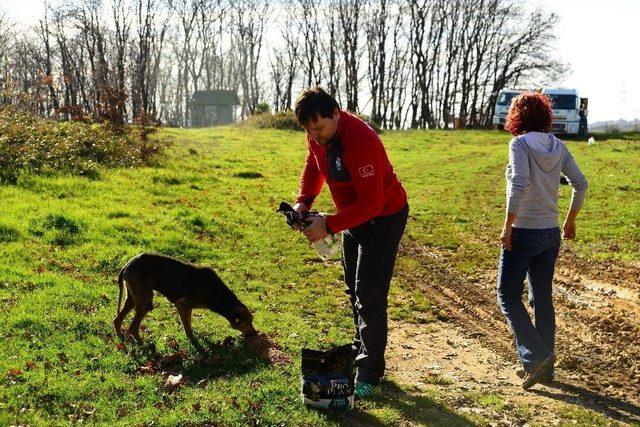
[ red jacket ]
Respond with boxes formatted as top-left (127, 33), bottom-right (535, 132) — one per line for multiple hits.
top-left (296, 110), bottom-right (407, 233)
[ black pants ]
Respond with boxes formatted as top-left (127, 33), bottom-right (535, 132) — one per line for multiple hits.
top-left (342, 204), bottom-right (408, 385)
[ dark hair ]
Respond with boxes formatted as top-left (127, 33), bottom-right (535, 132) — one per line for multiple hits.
top-left (294, 87), bottom-right (340, 128)
top-left (504, 92), bottom-right (553, 135)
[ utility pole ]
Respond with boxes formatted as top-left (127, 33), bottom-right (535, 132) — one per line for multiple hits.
top-left (620, 80), bottom-right (627, 121)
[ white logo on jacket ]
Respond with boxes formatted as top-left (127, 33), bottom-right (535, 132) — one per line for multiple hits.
top-left (335, 156), bottom-right (342, 171)
top-left (358, 164), bottom-right (375, 178)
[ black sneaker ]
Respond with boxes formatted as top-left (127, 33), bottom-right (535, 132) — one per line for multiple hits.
top-left (522, 355), bottom-right (556, 390)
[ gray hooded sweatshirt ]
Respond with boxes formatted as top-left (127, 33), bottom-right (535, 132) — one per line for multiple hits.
top-left (506, 132), bottom-right (588, 229)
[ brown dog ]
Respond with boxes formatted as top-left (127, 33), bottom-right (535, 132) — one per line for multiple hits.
top-left (113, 253), bottom-right (256, 351)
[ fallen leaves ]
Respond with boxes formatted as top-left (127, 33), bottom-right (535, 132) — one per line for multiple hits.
top-left (136, 349), bottom-right (188, 376)
top-left (7, 368), bottom-right (22, 378)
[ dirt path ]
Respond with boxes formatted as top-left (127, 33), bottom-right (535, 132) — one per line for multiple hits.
top-left (388, 321), bottom-right (574, 425)
top-left (388, 241), bottom-right (640, 425)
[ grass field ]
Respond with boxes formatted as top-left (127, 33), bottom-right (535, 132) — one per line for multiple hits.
top-left (0, 126), bottom-right (638, 426)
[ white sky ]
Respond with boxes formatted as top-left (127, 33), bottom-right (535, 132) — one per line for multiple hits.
top-left (536, 0), bottom-right (640, 122)
top-left (1, 0), bottom-right (639, 122)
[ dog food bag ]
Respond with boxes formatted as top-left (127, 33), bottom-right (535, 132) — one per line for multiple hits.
top-left (301, 344), bottom-right (354, 410)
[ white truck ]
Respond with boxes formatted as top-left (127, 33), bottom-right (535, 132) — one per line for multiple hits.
top-left (542, 88), bottom-right (588, 136)
top-left (493, 89), bottom-right (522, 129)
top-left (493, 88), bottom-right (589, 136)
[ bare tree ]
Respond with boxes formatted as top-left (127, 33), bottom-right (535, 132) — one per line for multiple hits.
top-left (365, 0), bottom-right (388, 125)
top-left (130, 0), bottom-right (159, 118)
top-left (482, 6), bottom-right (565, 126)
top-left (320, 1), bottom-right (342, 101)
top-left (232, 0), bottom-right (269, 118)
top-left (73, 0), bottom-right (111, 120)
top-left (382, 0), bottom-right (409, 129)
top-left (38, 3), bottom-right (60, 116)
top-left (167, 0), bottom-right (200, 125)
top-left (295, 0), bottom-right (323, 88)
top-left (112, 0), bottom-right (130, 119)
top-left (269, 49), bottom-right (285, 112)
top-left (0, 0), bottom-right (566, 129)
top-left (338, 0), bottom-right (365, 112)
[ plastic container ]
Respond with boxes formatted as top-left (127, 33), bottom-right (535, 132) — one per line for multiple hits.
top-left (313, 234), bottom-right (341, 261)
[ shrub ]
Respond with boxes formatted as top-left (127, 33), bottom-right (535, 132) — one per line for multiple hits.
top-left (254, 102), bottom-right (271, 115)
top-left (240, 110), bottom-right (301, 131)
top-left (0, 107), bottom-right (165, 184)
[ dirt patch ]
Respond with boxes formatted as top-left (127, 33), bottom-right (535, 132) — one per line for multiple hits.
top-left (392, 239), bottom-right (640, 423)
top-left (246, 331), bottom-right (291, 366)
top-left (388, 321), bottom-right (561, 424)
top-left (387, 320), bottom-right (639, 425)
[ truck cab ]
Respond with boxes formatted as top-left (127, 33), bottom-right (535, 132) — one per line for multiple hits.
top-left (541, 88), bottom-right (588, 136)
top-left (493, 89), bottom-right (522, 129)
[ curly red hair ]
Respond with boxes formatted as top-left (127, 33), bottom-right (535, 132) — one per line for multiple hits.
top-left (504, 92), bottom-right (552, 135)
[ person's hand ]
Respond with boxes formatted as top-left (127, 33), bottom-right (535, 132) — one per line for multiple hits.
top-left (563, 219), bottom-right (576, 239)
top-left (287, 202), bottom-right (308, 231)
top-left (501, 224), bottom-right (513, 251)
top-left (293, 202), bottom-right (309, 217)
top-left (302, 215), bottom-right (328, 243)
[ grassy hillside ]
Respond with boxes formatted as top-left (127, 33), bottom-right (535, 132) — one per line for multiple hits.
top-left (390, 130), bottom-right (639, 270)
top-left (0, 126), bottom-right (637, 426)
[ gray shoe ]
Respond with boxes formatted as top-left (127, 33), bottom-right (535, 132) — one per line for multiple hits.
top-left (522, 355), bottom-right (556, 390)
top-left (517, 366), bottom-right (554, 383)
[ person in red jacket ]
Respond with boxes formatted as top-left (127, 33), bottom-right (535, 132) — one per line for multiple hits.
top-left (292, 87), bottom-right (408, 398)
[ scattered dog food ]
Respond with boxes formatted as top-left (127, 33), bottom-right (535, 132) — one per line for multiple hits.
top-left (246, 332), bottom-right (291, 367)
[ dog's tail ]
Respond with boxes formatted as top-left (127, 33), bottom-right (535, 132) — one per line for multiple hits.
top-left (116, 267), bottom-right (125, 316)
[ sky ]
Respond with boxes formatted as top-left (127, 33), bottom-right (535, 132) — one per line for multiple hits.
top-left (1, 0), bottom-right (639, 122)
top-left (536, 0), bottom-right (640, 122)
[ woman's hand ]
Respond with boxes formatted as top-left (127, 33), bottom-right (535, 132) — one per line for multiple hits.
top-left (501, 224), bottom-right (513, 251)
top-left (501, 213), bottom-right (516, 251)
top-left (563, 209), bottom-right (579, 240)
top-left (563, 219), bottom-right (576, 239)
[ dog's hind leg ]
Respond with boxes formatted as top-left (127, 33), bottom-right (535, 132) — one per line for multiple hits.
top-left (129, 291), bottom-right (153, 343)
top-left (113, 292), bottom-right (134, 339)
top-left (175, 299), bottom-right (204, 353)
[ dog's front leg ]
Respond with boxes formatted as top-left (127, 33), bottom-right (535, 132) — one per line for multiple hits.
top-left (175, 299), bottom-right (205, 353)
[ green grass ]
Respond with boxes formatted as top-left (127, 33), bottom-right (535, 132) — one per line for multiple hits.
top-left (391, 129), bottom-right (640, 271)
top-left (0, 126), bottom-right (637, 425)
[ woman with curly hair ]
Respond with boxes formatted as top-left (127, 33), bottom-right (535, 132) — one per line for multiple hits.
top-left (498, 92), bottom-right (589, 390)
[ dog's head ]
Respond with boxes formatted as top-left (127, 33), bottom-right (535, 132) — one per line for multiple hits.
top-left (230, 304), bottom-right (257, 336)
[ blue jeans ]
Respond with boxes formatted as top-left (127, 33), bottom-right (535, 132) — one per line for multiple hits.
top-left (497, 227), bottom-right (561, 371)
